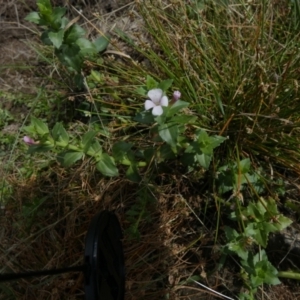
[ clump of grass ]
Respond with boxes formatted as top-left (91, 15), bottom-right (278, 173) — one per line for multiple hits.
top-left (101, 0), bottom-right (300, 175)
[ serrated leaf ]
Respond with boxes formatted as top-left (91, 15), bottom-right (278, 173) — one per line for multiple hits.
top-left (158, 123), bottom-right (178, 148)
top-left (48, 30), bottom-right (64, 48)
top-left (25, 12), bottom-right (41, 24)
top-left (273, 215), bottom-right (293, 231)
top-left (52, 7), bottom-right (66, 28)
top-left (96, 154), bottom-right (118, 177)
top-left (37, 0), bottom-right (52, 16)
top-left (81, 131), bottom-right (97, 153)
top-left (64, 24), bottom-right (86, 43)
top-left (55, 44), bottom-right (82, 72)
top-left (93, 35), bottom-right (110, 52)
top-left (250, 250), bottom-right (280, 287)
top-left (227, 240), bottom-right (249, 260)
top-left (60, 151), bottom-right (83, 167)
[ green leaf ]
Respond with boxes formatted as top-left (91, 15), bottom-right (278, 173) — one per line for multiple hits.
top-left (88, 140), bottom-right (102, 161)
top-left (208, 135), bottom-right (227, 149)
top-left (27, 144), bottom-right (53, 154)
top-left (126, 164), bottom-right (141, 182)
top-left (194, 153), bottom-right (212, 169)
top-left (135, 86), bottom-right (147, 96)
top-left (81, 131), bottom-right (97, 153)
top-left (157, 79), bottom-right (173, 92)
top-left (246, 223), bottom-right (268, 247)
top-left (25, 12), bottom-right (41, 24)
top-left (171, 115), bottom-right (197, 124)
top-left (158, 123), bottom-right (178, 148)
top-left (168, 100), bottom-right (189, 116)
top-left (112, 141), bottom-right (134, 164)
top-left (55, 44), bottom-right (82, 72)
top-left (146, 75), bottom-right (158, 90)
top-left (90, 70), bottom-right (102, 83)
top-left (133, 111), bottom-right (154, 124)
top-left (52, 122), bottom-right (69, 145)
top-left (52, 7), bottom-right (67, 28)
top-left (239, 158), bottom-right (251, 174)
top-left (96, 154), bottom-right (118, 177)
top-left (37, 0), bottom-right (52, 16)
top-left (93, 35), bottom-right (110, 52)
top-left (274, 215), bottom-right (293, 231)
top-left (48, 30), bottom-right (64, 49)
top-left (76, 38), bottom-right (97, 56)
top-left (41, 31), bottom-right (53, 45)
top-left (224, 226), bottom-right (239, 241)
top-left (31, 117), bottom-right (49, 135)
top-left (59, 151), bottom-right (83, 167)
top-left (249, 251), bottom-right (280, 287)
top-left (227, 240), bottom-right (249, 261)
top-left (64, 24), bottom-right (86, 44)
top-left (157, 144), bottom-right (176, 161)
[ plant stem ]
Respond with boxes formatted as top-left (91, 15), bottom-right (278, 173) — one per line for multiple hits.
top-left (278, 271), bottom-right (300, 280)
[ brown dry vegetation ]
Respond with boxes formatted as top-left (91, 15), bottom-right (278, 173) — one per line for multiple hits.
top-left (2, 1), bottom-right (300, 300)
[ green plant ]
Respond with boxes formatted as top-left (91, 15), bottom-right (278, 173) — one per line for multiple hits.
top-left (25, 0), bottom-right (109, 88)
top-left (23, 76), bottom-right (226, 180)
top-left (222, 197), bottom-right (292, 299)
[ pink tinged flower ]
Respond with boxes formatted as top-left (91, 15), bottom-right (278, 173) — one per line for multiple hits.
top-left (144, 88), bottom-right (168, 116)
top-left (173, 90), bottom-right (181, 102)
top-left (23, 136), bottom-right (37, 145)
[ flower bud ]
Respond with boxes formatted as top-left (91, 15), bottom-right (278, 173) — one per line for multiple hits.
top-left (173, 90), bottom-right (181, 102)
top-left (23, 136), bottom-right (37, 145)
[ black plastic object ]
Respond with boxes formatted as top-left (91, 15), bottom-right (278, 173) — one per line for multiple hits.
top-left (84, 210), bottom-right (125, 300)
top-left (0, 210), bottom-right (125, 300)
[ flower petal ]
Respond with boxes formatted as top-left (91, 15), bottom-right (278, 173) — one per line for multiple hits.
top-left (23, 136), bottom-right (36, 145)
top-left (160, 96), bottom-right (169, 107)
top-left (145, 100), bottom-right (156, 110)
top-left (152, 105), bottom-right (163, 116)
top-left (147, 89), bottom-right (163, 104)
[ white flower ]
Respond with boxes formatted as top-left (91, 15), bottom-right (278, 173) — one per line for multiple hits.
top-left (144, 88), bottom-right (168, 116)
